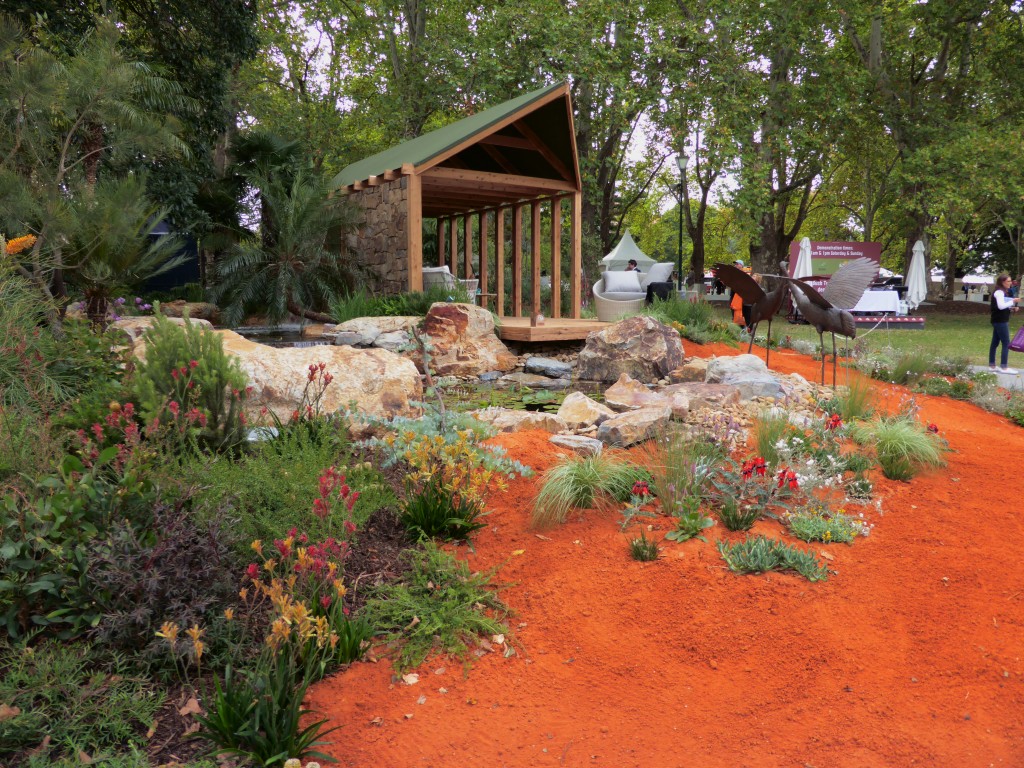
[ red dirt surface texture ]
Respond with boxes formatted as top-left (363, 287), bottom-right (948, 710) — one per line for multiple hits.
top-left (310, 343), bottom-right (1024, 767)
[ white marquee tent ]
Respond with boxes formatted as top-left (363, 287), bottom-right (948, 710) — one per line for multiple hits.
top-left (600, 229), bottom-right (657, 273)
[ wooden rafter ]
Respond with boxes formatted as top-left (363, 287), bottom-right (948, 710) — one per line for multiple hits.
top-left (513, 120), bottom-right (574, 184)
top-left (479, 143), bottom-right (520, 174)
top-left (478, 134), bottom-right (534, 150)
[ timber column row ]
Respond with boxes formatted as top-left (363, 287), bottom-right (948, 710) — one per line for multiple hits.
top-left (433, 193), bottom-right (583, 320)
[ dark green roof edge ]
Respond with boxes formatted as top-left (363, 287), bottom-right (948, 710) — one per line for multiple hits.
top-left (332, 82), bottom-right (567, 189)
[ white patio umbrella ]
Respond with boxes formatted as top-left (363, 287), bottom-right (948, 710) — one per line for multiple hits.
top-left (905, 240), bottom-right (928, 310)
top-left (793, 237), bottom-right (814, 279)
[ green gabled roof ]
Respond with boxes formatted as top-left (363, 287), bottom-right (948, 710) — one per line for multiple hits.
top-left (333, 82), bottom-right (567, 189)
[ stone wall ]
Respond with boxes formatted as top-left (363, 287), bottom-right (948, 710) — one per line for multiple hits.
top-left (347, 177), bottom-right (409, 294)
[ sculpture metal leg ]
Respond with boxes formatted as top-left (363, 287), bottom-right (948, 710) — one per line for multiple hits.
top-left (831, 333), bottom-right (838, 388)
top-left (765, 318), bottom-right (772, 368)
top-left (747, 323), bottom-right (756, 355)
top-left (818, 331), bottom-right (826, 385)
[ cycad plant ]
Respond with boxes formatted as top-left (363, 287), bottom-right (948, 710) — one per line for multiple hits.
top-left (212, 169), bottom-right (359, 326)
top-left (63, 177), bottom-right (185, 324)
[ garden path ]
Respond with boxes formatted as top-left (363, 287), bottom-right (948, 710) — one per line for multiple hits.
top-left (309, 342), bottom-right (1024, 767)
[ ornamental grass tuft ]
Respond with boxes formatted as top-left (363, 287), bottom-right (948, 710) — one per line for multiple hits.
top-left (532, 453), bottom-right (649, 528)
top-left (850, 414), bottom-right (946, 481)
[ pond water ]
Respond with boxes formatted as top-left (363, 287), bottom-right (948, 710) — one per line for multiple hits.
top-left (232, 325), bottom-right (332, 348)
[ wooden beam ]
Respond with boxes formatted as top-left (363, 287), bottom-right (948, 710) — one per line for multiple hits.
top-left (383, 169), bottom-right (399, 181)
top-left (480, 143), bottom-right (520, 175)
top-left (512, 204), bottom-right (523, 317)
top-left (437, 217), bottom-right (446, 267)
top-left (407, 173), bottom-right (423, 292)
top-left (550, 198), bottom-right (562, 318)
top-left (401, 163), bottom-right (415, 175)
top-left (479, 211), bottom-right (489, 310)
top-left (421, 188), bottom-right (524, 205)
top-left (366, 175), bottom-right (382, 187)
top-left (351, 180), bottom-right (365, 191)
top-left (423, 166), bottom-right (576, 193)
top-left (463, 214), bottom-right (473, 279)
top-left (495, 208), bottom-right (505, 318)
top-left (531, 200), bottom-right (541, 323)
top-left (478, 134), bottom-right (534, 150)
top-left (449, 216), bottom-right (459, 280)
top-left (571, 192), bottom-right (582, 318)
top-left (514, 120), bottom-right (575, 183)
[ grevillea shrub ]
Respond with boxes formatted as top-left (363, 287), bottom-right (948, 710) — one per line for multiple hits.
top-left (133, 311), bottom-right (249, 452)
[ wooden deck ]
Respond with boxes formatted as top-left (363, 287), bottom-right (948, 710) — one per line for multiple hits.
top-left (496, 316), bottom-right (608, 342)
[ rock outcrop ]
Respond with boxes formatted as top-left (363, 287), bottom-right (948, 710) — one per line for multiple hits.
top-left (217, 330), bottom-right (422, 423)
top-left (576, 316), bottom-right (684, 384)
top-left (471, 408), bottom-right (567, 434)
top-left (596, 406), bottom-right (673, 447)
top-left (420, 302), bottom-right (517, 377)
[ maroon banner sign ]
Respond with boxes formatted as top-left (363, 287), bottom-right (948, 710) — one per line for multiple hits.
top-left (787, 241), bottom-right (882, 278)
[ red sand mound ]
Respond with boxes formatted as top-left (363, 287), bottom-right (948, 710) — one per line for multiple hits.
top-left (309, 343), bottom-right (1024, 767)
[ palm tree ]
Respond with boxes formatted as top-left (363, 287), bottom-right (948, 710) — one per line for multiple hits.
top-left (211, 169), bottom-right (359, 326)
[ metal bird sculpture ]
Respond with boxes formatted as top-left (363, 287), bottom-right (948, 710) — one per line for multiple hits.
top-left (783, 257), bottom-right (879, 386)
top-left (712, 262), bottom-right (789, 368)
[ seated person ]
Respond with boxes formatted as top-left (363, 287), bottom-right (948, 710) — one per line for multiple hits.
top-left (625, 259), bottom-right (639, 271)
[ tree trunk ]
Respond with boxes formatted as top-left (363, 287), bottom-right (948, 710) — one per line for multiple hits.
top-left (287, 301), bottom-right (335, 324)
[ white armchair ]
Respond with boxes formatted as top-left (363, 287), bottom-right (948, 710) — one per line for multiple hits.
top-left (422, 266), bottom-right (456, 290)
top-left (592, 262), bottom-right (676, 322)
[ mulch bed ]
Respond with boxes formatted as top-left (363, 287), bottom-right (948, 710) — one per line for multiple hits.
top-left (309, 341), bottom-right (1024, 768)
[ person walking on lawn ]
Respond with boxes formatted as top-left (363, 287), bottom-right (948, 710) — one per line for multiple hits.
top-left (989, 273), bottom-right (1021, 373)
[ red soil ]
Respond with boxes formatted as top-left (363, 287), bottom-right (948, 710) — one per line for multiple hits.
top-left (310, 343), bottom-right (1024, 767)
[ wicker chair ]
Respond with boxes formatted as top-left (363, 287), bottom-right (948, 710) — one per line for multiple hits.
top-left (592, 279), bottom-right (646, 322)
top-left (592, 262), bottom-right (676, 322)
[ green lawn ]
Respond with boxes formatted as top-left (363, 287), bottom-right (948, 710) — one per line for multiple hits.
top-left (708, 304), bottom-right (1006, 365)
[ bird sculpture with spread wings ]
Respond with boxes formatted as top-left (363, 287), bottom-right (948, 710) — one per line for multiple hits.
top-left (712, 262), bottom-right (789, 368)
top-left (783, 257), bottom-right (878, 386)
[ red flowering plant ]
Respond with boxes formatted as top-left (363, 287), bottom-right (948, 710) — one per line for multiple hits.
top-left (619, 479), bottom-right (657, 531)
top-left (709, 455), bottom-right (800, 524)
top-left (133, 312), bottom-right (250, 453)
top-left (239, 528), bottom-right (370, 668)
top-left (312, 465), bottom-right (360, 539)
top-left (289, 362), bottom-right (335, 425)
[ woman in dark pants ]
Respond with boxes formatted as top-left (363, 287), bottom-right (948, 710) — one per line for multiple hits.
top-left (989, 274), bottom-right (1020, 373)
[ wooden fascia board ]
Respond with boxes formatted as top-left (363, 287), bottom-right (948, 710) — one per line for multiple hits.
top-left (410, 85), bottom-right (569, 177)
top-left (563, 89), bottom-right (582, 190)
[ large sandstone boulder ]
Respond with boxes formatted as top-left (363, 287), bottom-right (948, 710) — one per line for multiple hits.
top-left (660, 382), bottom-right (741, 412)
top-left (603, 374), bottom-right (689, 419)
top-left (327, 316), bottom-right (420, 347)
top-left (576, 316), bottom-right (684, 384)
top-left (596, 406), bottom-right (672, 447)
top-left (549, 434), bottom-right (603, 456)
top-left (498, 372), bottom-right (571, 391)
top-left (705, 354), bottom-right (785, 401)
top-left (218, 330), bottom-right (422, 423)
top-left (471, 408), bottom-right (567, 434)
top-left (419, 303), bottom-right (517, 377)
top-left (668, 358), bottom-right (709, 383)
top-left (556, 391), bottom-right (615, 430)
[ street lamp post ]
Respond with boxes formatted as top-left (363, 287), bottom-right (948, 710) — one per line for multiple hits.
top-left (675, 154), bottom-right (688, 292)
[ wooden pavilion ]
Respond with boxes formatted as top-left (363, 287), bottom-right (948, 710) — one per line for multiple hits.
top-left (332, 82), bottom-right (605, 341)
